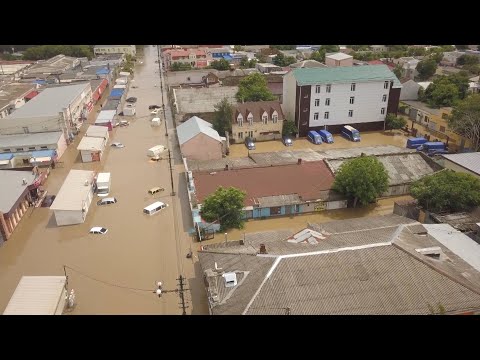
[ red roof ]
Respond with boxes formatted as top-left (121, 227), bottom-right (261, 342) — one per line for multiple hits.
top-left (24, 90), bottom-right (39, 100)
top-left (194, 161), bottom-right (335, 206)
top-left (367, 60), bottom-right (384, 65)
top-left (167, 49), bottom-right (207, 58)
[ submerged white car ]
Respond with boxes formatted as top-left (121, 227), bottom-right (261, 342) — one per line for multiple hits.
top-left (89, 227), bottom-right (108, 235)
top-left (111, 142), bottom-right (125, 148)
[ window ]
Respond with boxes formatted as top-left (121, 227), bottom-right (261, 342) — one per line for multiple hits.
top-left (326, 84), bottom-right (331, 93)
top-left (441, 113), bottom-right (449, 120)
top-left (272, 114), bottom-right (278, 123)
top-left (262, 115), bottom-right (268, 124)
top-left (325, 98), bottom-right (330, 106)
top-left (28, 147), bottom-right (36, 151)
top-left (40, 146), bottom-right (48, 149)
top-left (382, 94), bottom-right (387, 102)
top-left (248, 131), bottom-right (253, 137)
top-left (16, 148), bottom-right (24, 152)
top-left (315, 85), bottom-right (321, 93)
top-left (324, 112), bottom-right (329, 119)
top-left (314, 98), bottom-right (320, 106)
top-left (351, 83), bottom-right (356, 91)
top-left (440, 126), bottom-right (446, 133)
top-left (381, 107), bottom-right (385, 115)
top-left (247, 113), bottom-right (253, 125)
top-left (349, 96), bottom-right (355, 104)
top-left (238, 132), bottom-right (243, 139)
top-left (3, 148), bottom-right (11, 152)
top-left (348, 110), bottom-right (353, 117)
top-left (384, 81), bottom-right (390, 89)
top-left (314, 112), bottom-right (319, 120)
top-left (270, 206), bottom-right (281, 215)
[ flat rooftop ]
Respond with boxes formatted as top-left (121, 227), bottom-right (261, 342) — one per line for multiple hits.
top-left (193, 161), bottom-right (334, 206)
top-left (0, 83), bottom-right (36, 110)
top-left (5, 83), bottom-right (90, 120)
top-left (50, 170), bottom-right (95, 211)
top-left (175, 86), bottom-right (238, 114)
top-left (401, 100), bottom-right (452, 116)
top-left (77, 136), bottom-right (105, 151)
top-left (0, 132), bottom-right (62, 148)
top-left (85, 125), bottom-right (108, 138)
top-left (0, 170), bottom-right (37, 213)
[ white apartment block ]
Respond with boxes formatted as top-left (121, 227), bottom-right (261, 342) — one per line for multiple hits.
top-left (94, 45), bottom-right (136, 56)
top-left (282, 65), bottom-right (401, 136)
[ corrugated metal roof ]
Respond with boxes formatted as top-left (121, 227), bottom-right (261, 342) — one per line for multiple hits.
top-left (0, 132), bottom-right (62, 148)
top-left (77, 136), bottom-right (105, 151)
top-left (292, 64), bottom-right (401, 87)
top-left (177, 116), bottom-right (222, 145)
top-left (5, 83), bottom-right (91, 119)
top-left (50, 170), bottom-right (95, 211)
top-left (3, 276), bottom-right (66, 315)
top-left (326, 52), bottom-right (353, 61)
top-left (442, 152), bottom-right (480, 176)
top-left (0, 170), bottom-right (36, 213)
top-left (424, 224), bottom-right (480, 272)
top-left (96, 110), bottom-right (116, 121)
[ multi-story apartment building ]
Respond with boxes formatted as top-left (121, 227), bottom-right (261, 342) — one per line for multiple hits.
top-left (282, 65), bottom-right (401, 136)
top-left (231, 101), bottom-right (285, 143)
top-left (93, 45), bottom-right (136, 56)
top-left (164, 49), bottom-right (209, 69)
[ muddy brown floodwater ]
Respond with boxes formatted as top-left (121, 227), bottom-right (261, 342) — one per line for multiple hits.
top-left (0, 46), bottom-right (209, 315)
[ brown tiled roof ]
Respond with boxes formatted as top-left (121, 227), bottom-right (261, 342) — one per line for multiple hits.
top-left (232, 100), bottom-right (285, 124)
top-left (193, 161), bottom-right (334, 206)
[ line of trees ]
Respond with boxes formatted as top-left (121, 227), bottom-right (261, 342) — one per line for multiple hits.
top-left (22, 45), bottom-right (94, 60)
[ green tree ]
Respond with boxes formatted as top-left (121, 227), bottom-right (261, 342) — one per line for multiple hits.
top-left (170, 62), bottom-right (192, 71)
top-left (448, 94), bottom-right (480, 151)
top-left (320, 45), bottom-right (340, 53)
top-left (455, 45), bottom-right (469, 50)
top-left (236, 73), bottom-right (276, 102)
top-left (210, 59), bottom-right (230, 70)
top-left (422, 73), bottom-right (469, 107)
top-left (410, 170), bottom-right (480, 212)
top-left (393, 64), bottom-right (403, 79)
top-left (22, 45), bottom-right (94, 60)
top-left (273, 52), bottom-right (296, 67)
top-left (407, 46), bottom-right (426, 56)
top-left (239, 57), bottom-right (257, 68)
top-left (439, 45), bottom-right (455, 52)
top-left (430, 51), bottom-right (444, 64)
top-left (310, 49), bottom-right (326, 62)
top-left (282, 120), bottom-right (297, 136)
top-left (200, 187), bottom-right (247, 231)
top-left (463, 63), bottom-right (480, 75)
top-left (333, 156), bottom-right (389, 208)
top-left (212, 97), bottom-right (233, 137)
top-left (416, 58), bottom-right (437, 80)
top-left (385, 114), bottom-right (407, 131)
top-left (233, 45), bottom-right (245, 52)
top-left (457, 54), bottom-right (479, 66)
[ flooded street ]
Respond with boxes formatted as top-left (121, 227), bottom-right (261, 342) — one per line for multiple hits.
top-left (228, 130), bottom-right (409, 158)
top-left (0, 46), bottom-right (208, 315)
top-left (201, 195), bottom-right (413, 246)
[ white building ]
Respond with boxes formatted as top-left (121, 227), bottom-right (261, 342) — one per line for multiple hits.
top-left (77, 136), bottom-right (106, 163)
top-left (282, 65), bottom-right (402, 136)
top-left (0, 131), bottom-right (68, 159)
top-left (85, 125), bottom-right (109, 142)
top-left (0, 82), bottom-right (93, 141)
top-left (50, 169), bottom-right (95, 226)
top-left (3, 276), bottom-right (68, 315)
top-left (93, 45), bottom-right (136, 56)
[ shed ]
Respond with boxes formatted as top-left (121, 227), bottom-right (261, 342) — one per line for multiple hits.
top-left (95, 109), bottom-right (117, 130)
top-left (77, 136), bottom-right (106, 162)
top-left (50, 169), bottom-right (95, 226)
top-left (3, 276), bottom-right (67, 315)
top-left (85, 125), bottom-right (109, 141)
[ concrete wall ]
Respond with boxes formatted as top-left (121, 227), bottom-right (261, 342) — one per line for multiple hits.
top-left (80, 150), bottom-right (102, 163)
top-left (181, 133), bottom-right (223, 161)
top-left (0, 115), bottom-right (64, 135)
top-left (53, 209), bottom-right (85, 226)
top-left (325, 57), bottom-right (353, 67)
top-left (282, 71), bottom-right (297, 123)
top-left (400, 81), bottom-right (420, 101)
top-left (94, 46), bottom-right (136, 56)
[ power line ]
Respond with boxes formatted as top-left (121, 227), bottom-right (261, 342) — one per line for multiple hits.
top-left (63, 265), bottom-right (153, 292)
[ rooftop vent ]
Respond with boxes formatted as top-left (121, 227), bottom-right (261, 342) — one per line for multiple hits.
top-left (84, 180), bottom-right (89, 186)
top-left (223, 272), bottom-right (237, 288)
top-left (259, 244), bottom-right (267, 254)
top-left (416, 246), bottom-right (443, 260)
top-left (22, 178), bottom-right (27, 185)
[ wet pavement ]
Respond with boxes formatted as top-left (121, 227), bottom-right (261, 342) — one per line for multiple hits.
top-left (200, 195), bottom-right (413, 246)
top-left (228, 130), bottom-right (410, 158)
top-left (0, 46), bottom-right (209, 315)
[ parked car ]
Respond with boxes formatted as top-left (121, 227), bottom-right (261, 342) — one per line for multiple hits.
top-left (244, 137), bottom-right (255, 150)
top-left (89, 227), bottom-right (108, 235)
top-left (151, 108), bottom-right (160, 115)
top-left (97, 197), bottom-right (117, 206)
top-left (282, 136), bottom-right (293, 146)
top-left (151, 155), bottom-right (162, 161)
top-left (111, 142), bottom-right (125, 148)
top-left (41, 195), bottom-right (56, 207)
top-left (149, 105), bottom-right (161, 110)
top-left (119, 120), bottom-right (130, 127)
top-left (126, 97), bottom-right (137, 103)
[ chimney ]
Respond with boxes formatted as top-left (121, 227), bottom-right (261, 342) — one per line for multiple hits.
top-left (297, 158), bottom-right (302, 165)
top-left (259, 244), bottom-right (267, 254)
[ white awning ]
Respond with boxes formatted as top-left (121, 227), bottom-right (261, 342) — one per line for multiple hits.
top-left (30, 157), bottom-right (51, 163)
top-left (0, 160), bottom-right (10, 165)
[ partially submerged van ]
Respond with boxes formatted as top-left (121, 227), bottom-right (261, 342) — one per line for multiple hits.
top-left (307, 130), bottom-right (322, 145)
top-left (147, 145), bottom-right (165, 157)
top-left (143, 201), bottom-right (168, 215)
top-left (318, 130), bottom-right (334, 144)
top-left (148, 187), bottom-right (164, 195)
top-left (341, 125), bottom-right (360, 142)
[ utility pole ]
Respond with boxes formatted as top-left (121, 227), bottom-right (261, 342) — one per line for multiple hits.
top-left (156, 45), bottom-right (168, 137)
top-left (168, 149), bottom-right (175, 196)
top-left (154, 275), bottom-right (189, 315)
